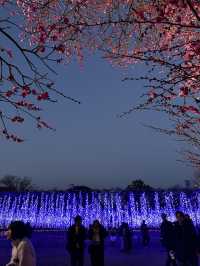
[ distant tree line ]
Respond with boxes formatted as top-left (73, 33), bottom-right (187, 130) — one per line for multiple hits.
top-left (0, 175), bottom-right (199, 193)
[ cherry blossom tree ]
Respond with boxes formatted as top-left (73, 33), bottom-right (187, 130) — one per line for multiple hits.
top-left (1, 0), bottom-right (200, 156)
top-left (0, 0), bottom-right (84, 142)
top-left (89, 0), bottom-right (200, 167)
top-left (112, 0), bottom-right (200, 167)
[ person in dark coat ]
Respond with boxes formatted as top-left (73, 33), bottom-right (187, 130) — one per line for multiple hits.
top-left (160, 213), bottom-right (177, 266)
top-left (88, 220), bottom-right (107, 266)
top-left (119, 222), bottom-right (132, 252)
top-left (173, 211), bottom-right (198, 266)
top-left (141, 220), bottom-right (150, 246)
top-left (66, 215), bottom-right (86, 266)
top-left (109, 227), bottom-right (117, 246)
top-left (185, 214), bottom-right (195, 228)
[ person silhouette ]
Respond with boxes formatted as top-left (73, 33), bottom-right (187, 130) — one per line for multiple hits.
top-left (141, 220), bottom-right (150, 246)
top-left (66, 215), bottom-right (86, 266)
top-left (173, 211), bottom-right (198, 266)
top-left (88, 220), bottom-right (107, 266)
top-left (119, 222), bottom-right (132, 252)
top-left (6, 221), bottom-right (36, 266)
top-left (160, 214), bottom-right (176, 266)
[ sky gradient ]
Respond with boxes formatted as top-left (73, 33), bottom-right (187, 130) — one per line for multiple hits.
top-left (0, 54), bottom-right (193, 189)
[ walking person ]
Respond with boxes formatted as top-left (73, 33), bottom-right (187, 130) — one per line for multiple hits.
top-left (66, 215), bottom-right (86, 266)
top-left (173, 211), bottom-right (198, 266)
top-left (119, 222), bottom-right (132, 252)
top-left (160, 213), bottom-right (177, 266)
top-left (6, 221), bottom-right (36, 266)
top-left (88, 220), bottom-right (107, 266)
top-left (141, 220), bottom-right (150, 246)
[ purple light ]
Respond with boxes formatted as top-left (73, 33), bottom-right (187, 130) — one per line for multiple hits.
top-left (0, 191), bottom-right (199, 229)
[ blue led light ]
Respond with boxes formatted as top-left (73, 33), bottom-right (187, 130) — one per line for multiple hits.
top-left (0, 191), bottom-right (199, 229)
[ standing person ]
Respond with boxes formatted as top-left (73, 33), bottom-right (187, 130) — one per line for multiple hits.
top-left (197, 225), bottom-right (200, 255)
top-left (88, 220), bottom-right (107, 266)
top-left (110, 227), bottom-right (117, 247)
top-left (160, 214), bottom-right (177, 266)
top-left (6, 221), bottom-right (36, 266)
top-left (173, 211), bottom-right (198, 266)
top-left (66, 215), bottom-right (86, 266)
top-left (119, 222), bottom-right (132, 252)
top-left (141, 220), bottom-right (150, 246)
top-left (185, 214), bottom-right (195, 228)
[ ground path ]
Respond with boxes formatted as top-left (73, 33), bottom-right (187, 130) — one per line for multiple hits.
top-left (0, 231), bottom-right (193, 266)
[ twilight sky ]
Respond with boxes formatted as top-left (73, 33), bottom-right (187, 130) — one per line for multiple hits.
top-left (0, 53), bottom-right (193, 189)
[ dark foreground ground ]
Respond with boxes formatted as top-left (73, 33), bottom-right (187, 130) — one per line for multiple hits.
top-left (0, 231), bottom-right (198, 266)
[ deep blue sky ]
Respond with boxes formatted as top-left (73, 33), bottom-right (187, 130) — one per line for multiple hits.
top-left (0, 53), bottom-right (193, 189)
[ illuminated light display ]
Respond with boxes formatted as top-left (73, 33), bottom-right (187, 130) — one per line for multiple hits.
top-left (0, 191), bottom-right (199, 229)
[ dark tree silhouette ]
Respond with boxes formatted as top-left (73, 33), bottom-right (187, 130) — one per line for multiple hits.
top-left (126, 179), bottom-right (153, 191)
top-left (0, 175), bottom-right (34, 191)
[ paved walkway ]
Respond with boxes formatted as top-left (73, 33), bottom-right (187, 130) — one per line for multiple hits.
top-left (0, 231), bottom-right (181, 266)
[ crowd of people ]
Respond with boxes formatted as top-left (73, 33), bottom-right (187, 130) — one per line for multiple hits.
top-left (3, 211), bottom-right (200, 266)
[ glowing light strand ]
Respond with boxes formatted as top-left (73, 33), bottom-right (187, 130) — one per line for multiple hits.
top-left (0, 191), bottom-right (199, 229)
